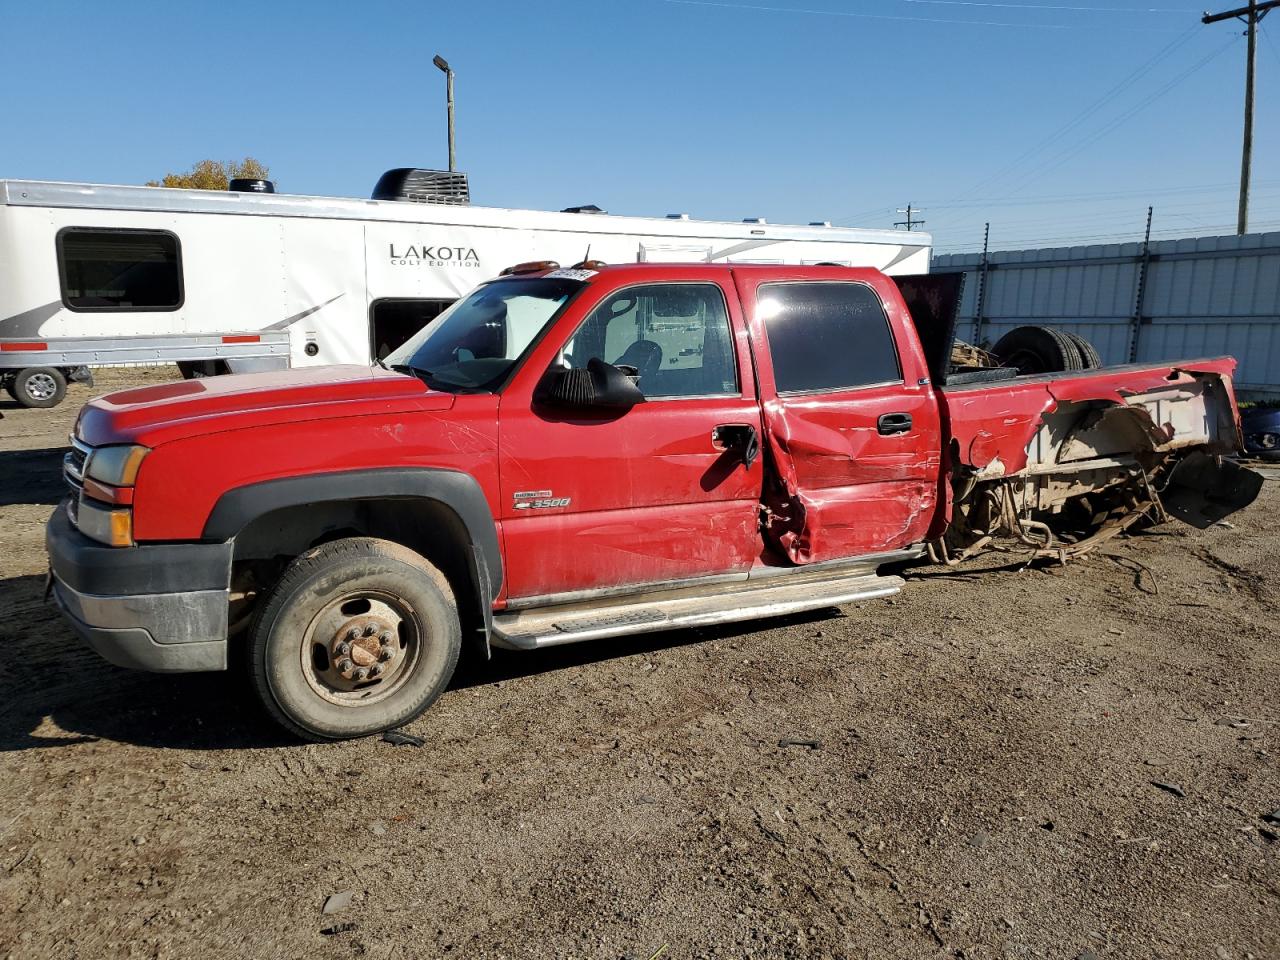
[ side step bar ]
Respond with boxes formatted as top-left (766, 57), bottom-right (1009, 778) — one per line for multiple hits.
top-left (491, 571), bottom-right (904, 650)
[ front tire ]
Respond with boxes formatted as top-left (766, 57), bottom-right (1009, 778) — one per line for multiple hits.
top-left (249, 537), bottom-right (461, 741)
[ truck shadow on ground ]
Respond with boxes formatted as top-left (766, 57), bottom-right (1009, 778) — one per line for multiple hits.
top-left (0, 447), bottom-right (67, 507)
top-left (0, 568), bottom-right (834, 753)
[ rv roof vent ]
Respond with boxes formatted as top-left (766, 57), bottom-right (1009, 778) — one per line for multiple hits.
top-left (229, 178), bottom-right (275, 194)
top-left (809, 220), bottom-right (832, 227)
top-left (667, 213), bottom-right (690, 220)
top-left (373, 168), bottom-right (470, 205)
top-left (562, 204), bottom-right (606, 214)
top-left (743, 217), bottom-right (767, 224)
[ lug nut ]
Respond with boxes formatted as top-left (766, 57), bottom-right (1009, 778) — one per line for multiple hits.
top-left (368, 664), bottom-right (382, 678)
top-left (378, 647), bottom-right (394, 662)
top-left (338, 658), bottom-right (354, 674)
top-left (379, 632), bottom-right (393, 646)
top-left (346, 627), bottom-right (360, 640)
top-left (363, 624), bottom-right (377, 637)
top-left (353, 667), bottom-right (369, 682)
top-left (336, 641), bottom-right (351, 656)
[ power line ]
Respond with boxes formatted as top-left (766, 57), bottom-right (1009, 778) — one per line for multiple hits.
top-left (662, 0), bottom-right (1189, 29)
top-left (901, 0), bottom-right (1198, 12)
top-left (836, 180), bottom-right (1280, 227)
top-left (919, 180), bottom-right (1280, 210)
top-left (867, 24), bottom-right (1201, 221)
top-left (1266, 20), bottom-right (1280, 65)
top-left (931, 220), bottom-right (1280, 253)
top-left (947, 34), bottom-right (1239, 224)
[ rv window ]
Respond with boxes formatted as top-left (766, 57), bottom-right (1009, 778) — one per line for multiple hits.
top-left (385, 276), bottom-right (584, 392)
top-left (57, 228), bottom-right (182, 311)
top-left (370, 299), bottom-right (454, 360)
top-left (758, 282), bottom-right (901, 394)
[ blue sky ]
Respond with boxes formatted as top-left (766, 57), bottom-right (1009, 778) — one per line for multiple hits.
top-left (3, 0), bottom-right (1277, 252)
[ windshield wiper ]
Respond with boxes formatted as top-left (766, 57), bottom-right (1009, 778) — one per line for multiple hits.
top-left (389, 363), bottom-right (438, 387)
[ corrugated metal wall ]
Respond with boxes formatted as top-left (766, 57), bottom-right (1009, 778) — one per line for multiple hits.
top-left (932, 231), bottom-right (1280, 398)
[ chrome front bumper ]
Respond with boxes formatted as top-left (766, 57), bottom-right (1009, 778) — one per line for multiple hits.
top-left (50, 577), bottom-right (228, 672)
top-left (46, 502), bottom-right (232, 673)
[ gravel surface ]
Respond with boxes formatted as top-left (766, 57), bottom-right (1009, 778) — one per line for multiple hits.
top-left (1, 370), bottom-right (1277, 960)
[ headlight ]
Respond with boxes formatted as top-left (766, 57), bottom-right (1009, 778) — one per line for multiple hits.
top-left (85, 445), bottom-right (149, 486)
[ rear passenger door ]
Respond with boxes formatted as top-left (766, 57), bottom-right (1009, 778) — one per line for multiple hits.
top-left (736, 272), bottom-right (942, 564)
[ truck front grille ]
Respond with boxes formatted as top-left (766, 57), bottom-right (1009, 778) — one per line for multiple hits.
top-left (64, 439), bottom-right (90, 496)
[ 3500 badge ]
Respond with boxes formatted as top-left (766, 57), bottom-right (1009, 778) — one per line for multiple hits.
top-left (512, 491), bottom-right (572, 510)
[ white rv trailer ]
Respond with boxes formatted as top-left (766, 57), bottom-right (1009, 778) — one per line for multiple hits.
top-left (0, 175), bottom-right (932, 407)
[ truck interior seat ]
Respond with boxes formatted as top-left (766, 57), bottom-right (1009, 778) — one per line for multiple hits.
top-left (613, 339), bottom-right (663, 385)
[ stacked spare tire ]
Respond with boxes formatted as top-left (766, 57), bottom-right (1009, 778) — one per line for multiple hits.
top-left (949, 326), bottom-right (1104, 385)
top-left (990, 326), bottom-right (1102, 375)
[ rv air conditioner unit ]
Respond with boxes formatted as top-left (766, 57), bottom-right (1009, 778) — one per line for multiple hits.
top-left (229, 178), bottom-right (275, 193)
top-left (372, 168), bottom-right (470, 205)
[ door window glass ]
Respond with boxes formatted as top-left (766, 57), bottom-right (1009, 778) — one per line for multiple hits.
top-left (758, 282), bottom-right (900, 394)
top-left (562, 283), bottom-right (737, 398)
top-left (58, 228), bottom-right (182, 311)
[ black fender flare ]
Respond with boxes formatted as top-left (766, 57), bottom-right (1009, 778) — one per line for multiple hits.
top-left (204, 468), bottom-right (502, 646)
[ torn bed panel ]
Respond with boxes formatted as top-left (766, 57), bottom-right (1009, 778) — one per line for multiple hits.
top-left (941, 358), bottom-right (1242, 477)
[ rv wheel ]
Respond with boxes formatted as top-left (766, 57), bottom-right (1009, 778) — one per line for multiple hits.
top-left (11, 367), bottom-right (67, 409)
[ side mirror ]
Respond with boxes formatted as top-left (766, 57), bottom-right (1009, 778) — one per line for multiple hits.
top-left (544, 357), bottom-right (645, 409)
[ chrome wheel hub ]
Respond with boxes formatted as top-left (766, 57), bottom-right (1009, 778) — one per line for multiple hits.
top-left (302, 594), bottom-right (421, 705)
top-left (26, 373), bottom-right (57, 401)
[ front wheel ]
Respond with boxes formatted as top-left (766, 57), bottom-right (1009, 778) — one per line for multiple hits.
top-left (249, 537), bottom-right (461, 741)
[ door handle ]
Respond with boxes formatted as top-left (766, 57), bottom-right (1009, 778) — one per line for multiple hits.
top-left (712, 424), bottom-right (760, 469)
top-left (877, 412), bottom-right (913, 436)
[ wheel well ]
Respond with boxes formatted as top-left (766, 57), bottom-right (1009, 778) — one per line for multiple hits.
top-left (229, 497), bottom-right (487, 653)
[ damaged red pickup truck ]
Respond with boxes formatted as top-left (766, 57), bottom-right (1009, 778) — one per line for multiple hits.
top-left (47, 263), bottom-right (1262, 740)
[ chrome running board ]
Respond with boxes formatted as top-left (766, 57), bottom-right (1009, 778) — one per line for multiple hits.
top-left (491, 570), bottom-right (903, 650)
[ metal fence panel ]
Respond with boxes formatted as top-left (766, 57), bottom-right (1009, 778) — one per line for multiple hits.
top-left (932, 231), bottom-right (1280, 398)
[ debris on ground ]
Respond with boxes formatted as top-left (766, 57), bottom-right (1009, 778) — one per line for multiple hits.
top-left (321, 922), bottom-right (358, 936)
top-left (322, 891), bottom-right (354, 914)
top-left (777, 738), bottom-right (822, 750)
top-left (1150, 781), bottom-right (1186, 799)
top-left (381, 729), bottom-right (425, 748)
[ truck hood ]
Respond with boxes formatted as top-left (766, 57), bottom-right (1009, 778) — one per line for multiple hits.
top-left (77, 365), bottom-right (450, 447)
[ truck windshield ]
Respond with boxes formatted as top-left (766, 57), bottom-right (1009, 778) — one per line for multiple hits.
top-left (384, 276), bottom-right (583, 392)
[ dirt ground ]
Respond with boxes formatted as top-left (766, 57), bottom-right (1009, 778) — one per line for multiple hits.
top-left (0, 369), bottom-right (1277, 960)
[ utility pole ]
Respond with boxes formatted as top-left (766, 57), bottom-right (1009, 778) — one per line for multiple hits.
top-left (895, 203), bottom-right (926, 231)
top-left (432, 54), bottom-right (456, 172)
top-left (1203, 0), bottom-right (1277, 234)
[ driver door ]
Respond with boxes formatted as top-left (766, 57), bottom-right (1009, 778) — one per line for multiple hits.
top-left (497, 271), bottom-right (765, 602)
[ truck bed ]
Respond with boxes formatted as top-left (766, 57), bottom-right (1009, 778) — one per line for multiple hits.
top-left (940, 356), bottom-right (1242, 478)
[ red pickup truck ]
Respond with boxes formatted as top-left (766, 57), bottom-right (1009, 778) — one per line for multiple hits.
top-left (47, 263), bottom-right (1261, 740)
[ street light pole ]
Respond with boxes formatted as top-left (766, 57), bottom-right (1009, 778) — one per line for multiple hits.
top-left (432, 54), bottom-right (456, 172)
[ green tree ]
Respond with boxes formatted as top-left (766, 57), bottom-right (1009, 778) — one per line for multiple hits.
top-left (146, 157), bottom-right (271, 190)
